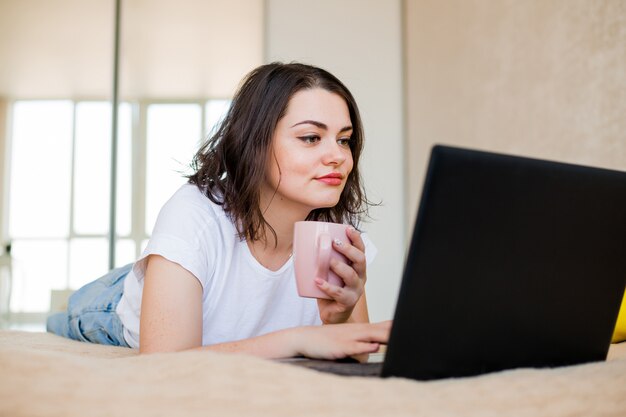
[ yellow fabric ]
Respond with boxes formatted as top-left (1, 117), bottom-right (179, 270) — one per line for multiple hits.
top-left (612, 290), bottom-right (626, 343)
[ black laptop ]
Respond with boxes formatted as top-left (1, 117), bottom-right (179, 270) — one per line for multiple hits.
top-left (282, 145), bottom-right (626, 380)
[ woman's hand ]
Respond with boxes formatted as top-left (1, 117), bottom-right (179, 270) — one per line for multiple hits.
top-left (315, 227), bottom-right (368, 324)
top-left (293, 321), bottom-right (391, 360)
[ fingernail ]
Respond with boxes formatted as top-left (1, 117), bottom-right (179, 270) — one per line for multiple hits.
top-left (314, 278), bottom-right (324, 286)
top-left (333, 238), bottom-right (343, 247)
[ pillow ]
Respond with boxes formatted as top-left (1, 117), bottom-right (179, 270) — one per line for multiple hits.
top-left (612, 289), bottom-right (626, 343)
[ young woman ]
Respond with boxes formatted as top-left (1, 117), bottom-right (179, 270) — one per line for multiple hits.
top-left (47, 62), bottom-right (390, 359)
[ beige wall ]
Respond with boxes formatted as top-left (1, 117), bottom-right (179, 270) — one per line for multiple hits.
top-left (0, 0), bottom-right (263, 99)
top-left (405, 0), bottom-right (626, 224)
top-left (0, 0), bottom-right (114, 98)
top-left (266, 0), bottom-right (405, 322)
top-left (120, 0), bottom-right (263, 99)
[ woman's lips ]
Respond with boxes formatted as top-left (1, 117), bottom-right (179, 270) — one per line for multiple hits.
top-left (316, 177), bottom-right (343, 185)
top-left (315, 173), bottom-right (343, 186)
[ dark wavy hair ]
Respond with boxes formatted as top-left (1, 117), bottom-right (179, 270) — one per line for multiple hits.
top-left (187, 62), bottom-right (371, 245)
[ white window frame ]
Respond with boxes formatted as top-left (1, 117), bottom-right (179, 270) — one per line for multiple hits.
top-left (1, 97), bottom-right (229, 319)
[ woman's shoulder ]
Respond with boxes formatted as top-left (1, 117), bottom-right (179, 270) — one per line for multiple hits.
top-left (131, 185), bottom-right (234, 289)
top-left (152, 184), bottom-right (233, 237)
top-left (163, 184), bottom-right (228, 220)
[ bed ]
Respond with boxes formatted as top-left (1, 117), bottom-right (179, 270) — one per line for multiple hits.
top-left (1, 330), bottom-right (625, 417)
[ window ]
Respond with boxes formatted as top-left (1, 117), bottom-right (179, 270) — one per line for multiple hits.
top-left (145, 104), bottom-right (201, 235)
top-left (5, 99), bottom-right (230, 313)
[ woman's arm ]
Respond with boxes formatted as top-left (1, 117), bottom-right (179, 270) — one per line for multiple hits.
top-left (193, 320), bottom-right (389, 359)
top-left (347, 290), bottom-right (369, 323)
top-left (139, 255), bottom-right (203, 353)
top-left (139, 255), bottom-right (389, 357)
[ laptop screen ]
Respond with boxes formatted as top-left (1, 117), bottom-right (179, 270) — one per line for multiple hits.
top-left (382, 145), bottom-right (626, 380)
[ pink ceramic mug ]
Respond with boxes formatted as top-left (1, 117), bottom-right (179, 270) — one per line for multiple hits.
top-left (293, 221), bottom-right (349, 299)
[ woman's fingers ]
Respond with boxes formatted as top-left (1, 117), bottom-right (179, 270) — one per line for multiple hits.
top-left (346, 227), bottom-right (365, 252)
top-left (314, 230), bottom-right (370, 324)
top-left (329, 258), bottom-right (361, 288)
top-left (314, 277), bottom-right (353, 305)
top-left (351, 342), bottom-right (380, 355)
top-left (296, 321), bottom-right (393, 360)
top-left (332, 232), bottom-right (366, 275)
top-left (339, 323), bottom-right (391, 354)
top-left (315, 259), bottom-right (364, 317)
top-left (353, 321), bottom-right (392, 343)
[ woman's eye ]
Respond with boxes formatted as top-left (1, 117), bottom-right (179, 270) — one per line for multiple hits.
top-left (337, 137), bottom-right (352, 146)
top-left (299, 135), bottom-right (320, 144)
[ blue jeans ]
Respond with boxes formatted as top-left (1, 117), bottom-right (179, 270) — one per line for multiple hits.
top-left (46, 263), bottom-right (132, 348)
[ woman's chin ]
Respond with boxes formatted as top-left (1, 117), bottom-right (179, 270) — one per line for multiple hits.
top-left (315, 197), bottom-right (341, 210)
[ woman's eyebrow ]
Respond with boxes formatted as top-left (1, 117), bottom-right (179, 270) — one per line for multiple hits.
top-left (291, 120), bottom-right (353, 133)
top-left (291, 120), bottom-right (327, 129)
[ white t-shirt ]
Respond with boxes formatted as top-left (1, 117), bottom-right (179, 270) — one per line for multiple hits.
top-left (116, 184), bottom-right (377, 349)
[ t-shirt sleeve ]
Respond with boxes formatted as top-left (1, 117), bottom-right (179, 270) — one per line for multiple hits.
top-left (131, 188), bottom-right (217, 289)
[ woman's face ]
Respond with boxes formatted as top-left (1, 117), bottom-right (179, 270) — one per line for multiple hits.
top-left (263, 88), bottom-right (354, 214)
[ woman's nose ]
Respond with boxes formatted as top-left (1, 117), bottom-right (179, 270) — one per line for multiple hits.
top-left (322, 140), bottom-right (347, 165)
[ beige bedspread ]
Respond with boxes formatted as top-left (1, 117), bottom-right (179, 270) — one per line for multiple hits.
top-left (1, 330), bottom-right (625, 417)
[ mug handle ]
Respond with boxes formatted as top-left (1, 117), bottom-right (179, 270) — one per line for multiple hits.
top-left (316, 232), bottom-right (332, 282)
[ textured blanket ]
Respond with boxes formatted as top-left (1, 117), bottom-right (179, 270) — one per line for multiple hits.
top-left (1, 330), bottom-right (625, 417)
